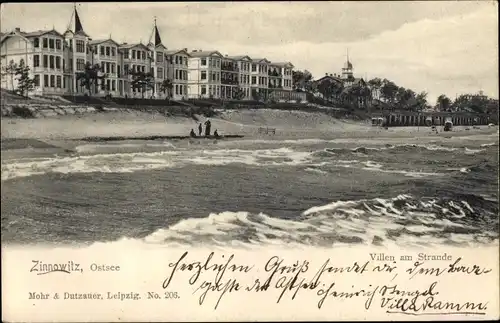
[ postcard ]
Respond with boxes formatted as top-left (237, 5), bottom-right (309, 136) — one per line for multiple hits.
top-left (1, 1), bottom-right (499, 322)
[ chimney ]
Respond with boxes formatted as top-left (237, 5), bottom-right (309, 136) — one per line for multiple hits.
top-left (325, 73), bottom-right (328, 76)
top-left (183, 48), bottom-right (187, 51)
top-left (15, 27), bottom-right (21, 32)
top-left (330, 74), bottom-right (333, 77)
top-left (193, 50), bottom-right (197, 53)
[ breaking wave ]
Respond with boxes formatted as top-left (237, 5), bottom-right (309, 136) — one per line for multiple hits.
top-left (142, 194), bottom-right (498, 248)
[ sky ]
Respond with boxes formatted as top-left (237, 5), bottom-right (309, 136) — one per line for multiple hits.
top-left (1, 1), bottom-right (498, 103)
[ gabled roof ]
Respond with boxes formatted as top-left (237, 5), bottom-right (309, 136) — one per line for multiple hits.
top-left (164, 49), bottom-right (191, 56)
top-left (226, 55), bottom-right (252, 61)
top-left (89, 38), bottom-right (120, 47)
top-left (271, 61), bottom-right (294, 68)
top-left (315, 75), bottom-right (343, 84)
top-left (119, 43), bottom-right (150, 51)
top-left (251, 58), bottom-right (271, 63)
top-left (189, 50), bottom-right (223, 58)
top-left (0, 29), bottom-right (64, 45)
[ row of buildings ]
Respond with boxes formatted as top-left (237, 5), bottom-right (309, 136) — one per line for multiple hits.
top-left (0, 6), bottom-right (305, 102)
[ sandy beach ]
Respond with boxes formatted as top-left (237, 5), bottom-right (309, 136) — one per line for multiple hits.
top-left (2, 109), bottom-right (497, 144)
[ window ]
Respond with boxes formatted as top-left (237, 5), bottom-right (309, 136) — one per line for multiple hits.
top-left (55, 57), bottom-right (60, 69)
top-left (76, 58), bottom-right (85, 71)
top-left (76, 40), bottom-right (85, 53)
top-left (157, 67), bottom-right (163, 79)
top-left (56, 76), bottom-right (61, 88)
top-left (179, 85), bottom-right (183, 95)
top-left (212, 72), bottom-right (216, 81)
top-left (131, 50), bottom-right (136, 59)
top-left (106, 62), bottom-right (110, 73)
top-left (175, 70), bottom-right (179, 80)
top-left (111, 64), bottom-right (115, 74)
top-left (201, 85), bottom-right (207, 95)
top-left (124, 64), bottom-right (129, 75)
top-left (50, 75), bottom-right (55, 87)
top-left (100, 46), bottom-right (105, 55)
top-left (252, 76), bottom-right (256, 84)
top-left (117, 66), bottom-right (121, 77)
top-left (216, 59), bottom-right (220, 68)
top-left (156, 52), bottom-right (163, 63)
top-left (63, 77), bottom-right (66, 89)
top-left (141, 51), bottom-right (146, 60)
top-left (106, 47), bottom-right (110, 56)
top-left (201, 58), bottom-right (207, 66)
top-left (69, 40), bottom-right (73, 50)
top-left (43, 38), bottom-right (48, 48)
top-left (112, 80), bottom-right (116, 91)
top-left (124, 50), bottom-right (129, 59)
top-left (49, 56), bottom-right (54, 69)
top-left (56, 39), bottom-right (61, 50)
top-left (44, 75), bottom-right (49, 87)
top-left (49, 39), bottom-right (54, 49)
top-left (175, 56), bottom-right (179, 64)
top-left (111, 48), bottom-right (115, 56)
top-left (216, 73), bottom-right (219, 82)
top-left (175, 84), bottom-right (179, 95)
top-left (252, 64), bottom-right (256, 72)
top-left (34, 55), bottom-right (40, 67)
top-left (201, 71), bottom-right (207, 80)
top-left (34, 38), bottom-right (39, 48)
top-left (34, 75), bottom-right (40, 86)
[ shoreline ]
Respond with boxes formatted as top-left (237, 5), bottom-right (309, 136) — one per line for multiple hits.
top-left (1, 109), bottom-right (498, 156)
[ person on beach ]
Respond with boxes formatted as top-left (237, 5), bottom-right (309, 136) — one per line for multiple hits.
top-left (214, 129), bottom-right (220, 138)
top-left (204, 120), bottom-right (211, 137)
top-left (190, 129), bottom-right (197, 138)
top-left (198, 123), bottom-right (202, 136)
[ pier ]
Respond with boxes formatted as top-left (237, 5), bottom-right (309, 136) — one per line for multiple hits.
top-left (371, 112), bottom-right (492, 127)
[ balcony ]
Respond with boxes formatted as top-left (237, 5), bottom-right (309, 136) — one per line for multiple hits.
top-left (221, 63), bottom-right (239, 72)
top-left (268, 70), bottom-right (282, 77)
top-left (221, 78), bottom-right (239, 85)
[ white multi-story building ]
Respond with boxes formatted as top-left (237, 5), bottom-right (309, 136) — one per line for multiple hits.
top-left (227, 55), bottom-right (251, 100)
top-left (1, 28), bottom-right (68, 96)
top-left (250, 58), bottom-right (270, 99)
top-left (220, 56), bottom-right (238, 99)
top-left (187, 50), bottom-right (222, 99)
top-left (165, 49), bottom-right (189, 100)
top-left (1, 5), bottom-right (299, 102)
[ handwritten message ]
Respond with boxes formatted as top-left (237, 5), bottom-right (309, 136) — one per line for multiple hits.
top-left (162, 251), bottom-right (492, 316)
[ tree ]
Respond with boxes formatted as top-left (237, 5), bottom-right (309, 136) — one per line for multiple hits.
top-left (159, 79), bottom-right (173, 99)
top-left (380, 79), bottom-right (398, 104)
top-left (76, 62), bottom-right (107, 96)
top-left (316, 78), bottom-right (344, 103)
top-left (2, 60), bottom-right (18, 91)
top-left (14, 59), bottom-right (36, 97)
top-left (232, 87), bottom-right (246, 100)
top-left (436, 94), bottom-right (451, 111)
top-left (292, 70), bottom-right (313, 91)
top-left (414, 91), bottom-right (429, 111)
top-left (129, 69), bottom-right (154, 98)
top-left (368, 78), bottom-right (383, 100)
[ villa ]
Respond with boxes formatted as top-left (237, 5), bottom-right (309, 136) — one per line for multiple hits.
top-left (0, 5), bottom-right (301, 102)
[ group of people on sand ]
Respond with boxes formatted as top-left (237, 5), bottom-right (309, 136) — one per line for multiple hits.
top-left (190, 119), bottom-right (220, 138)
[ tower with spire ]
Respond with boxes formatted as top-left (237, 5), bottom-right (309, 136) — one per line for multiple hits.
top-left (147, 17), bottom-right (167, 97)
top-left (341, 49), bottom-right (354, 80)
top-left (63, 3), bottom-right (91, 94)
